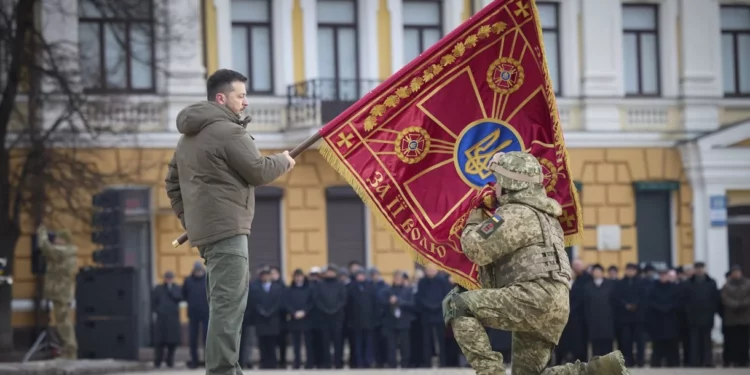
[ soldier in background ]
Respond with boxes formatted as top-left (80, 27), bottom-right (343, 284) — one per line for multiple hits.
top-left (36, 224), bottom-right (78, 359)
top-left (443, 152), bottom-right (627, 374)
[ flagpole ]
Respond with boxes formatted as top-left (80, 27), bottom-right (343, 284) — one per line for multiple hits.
top-left (171, 131), bottom-right (323, 248)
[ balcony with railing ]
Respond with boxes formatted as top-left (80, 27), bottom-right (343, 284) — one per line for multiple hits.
top-left (287, 78), bottom-right (382, 130)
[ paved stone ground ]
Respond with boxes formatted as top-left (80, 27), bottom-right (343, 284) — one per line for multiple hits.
top-left (112, 368), bottom-right (750, 375)
top-left (0, 359), bottom-right (149, 375)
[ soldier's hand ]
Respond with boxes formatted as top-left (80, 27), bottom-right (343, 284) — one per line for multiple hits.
top-left (466, 208), bottom-right (485, 225)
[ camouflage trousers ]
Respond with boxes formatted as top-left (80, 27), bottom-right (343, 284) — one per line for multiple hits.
top-left (51, 299), bottom-right (77, 359)
top-left (452, 278), bottom-right (589, 375)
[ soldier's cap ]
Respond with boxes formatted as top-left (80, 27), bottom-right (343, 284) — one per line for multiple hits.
top-left (309, 266), bottom-right (321, 274)
top-left (625, 263), bottom-right (639, 270)
top-left (164, 271), bottom-right (174, 279)
top-left (694, 262), bottom-right (706, 269)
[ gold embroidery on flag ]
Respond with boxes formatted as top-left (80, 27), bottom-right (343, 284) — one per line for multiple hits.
top-left (363, 20), bottom-right (508, 132)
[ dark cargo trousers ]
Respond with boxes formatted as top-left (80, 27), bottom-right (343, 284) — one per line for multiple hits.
top-left (199, 235), bottom-right (250, 375)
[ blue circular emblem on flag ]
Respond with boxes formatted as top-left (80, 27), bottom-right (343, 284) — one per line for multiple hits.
top-left (454, 120), bottom-right (524, 189)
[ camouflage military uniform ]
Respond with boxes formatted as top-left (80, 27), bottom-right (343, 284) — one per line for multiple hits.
top-left (37, 225), bottom-right (78, 359)
top-left (444, 152), bottom-right (627, 375)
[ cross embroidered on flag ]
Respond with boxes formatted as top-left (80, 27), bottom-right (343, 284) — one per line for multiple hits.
top-left (317, 0), bottom-right (582, 289)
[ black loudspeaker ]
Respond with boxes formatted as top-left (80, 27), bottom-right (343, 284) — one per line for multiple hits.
top-left (75, 266), bottom-right (138, 320)
top-left (76, 317), bottom-right (139, 360)
top-left (30, 234), bottom-right (47, 275)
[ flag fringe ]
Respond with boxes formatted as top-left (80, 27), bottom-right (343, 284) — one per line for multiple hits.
top-left (530, 0), bottom-right (585, 247)
top-left (319, 143), bottom-right (481, 291)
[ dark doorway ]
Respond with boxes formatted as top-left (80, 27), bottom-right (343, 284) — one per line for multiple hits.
top-left (248, 186), bottom-right (283, 273)
top-left (635, 190), bottom-right (673, 265)
top-left (728, 205), bottom-right (750, 275)
top-left (326, 186), bottom-right (366, 268)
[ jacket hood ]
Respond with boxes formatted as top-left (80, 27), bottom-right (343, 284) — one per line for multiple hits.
top-left (176, 101), bottom-right (242, 135)
top-left (499, 185), bottom-right (562, 217)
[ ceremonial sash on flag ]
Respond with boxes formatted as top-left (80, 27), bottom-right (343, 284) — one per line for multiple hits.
top-left (317, 0), bottom-right (582, 290)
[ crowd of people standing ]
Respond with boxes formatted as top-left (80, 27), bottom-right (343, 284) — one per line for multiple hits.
top-left (153, 259), bottom-right (750, 370)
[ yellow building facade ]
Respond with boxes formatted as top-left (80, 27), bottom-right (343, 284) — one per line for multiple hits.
top-left (9, 0), bottom-right (750, 344)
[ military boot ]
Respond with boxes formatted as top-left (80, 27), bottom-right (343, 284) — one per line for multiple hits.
top-left (584, 350), bottom-right (628, 375)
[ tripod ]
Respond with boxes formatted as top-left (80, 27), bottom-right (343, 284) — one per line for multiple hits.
top-left (23, 301), bottom-right (61, 363)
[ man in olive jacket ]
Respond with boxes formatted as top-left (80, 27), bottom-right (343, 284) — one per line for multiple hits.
top-left (165, 69), bottom-right (295, 375)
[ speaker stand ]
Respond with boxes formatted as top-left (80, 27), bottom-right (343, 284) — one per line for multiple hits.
top-left (22, 302), bottom-right (61, 363)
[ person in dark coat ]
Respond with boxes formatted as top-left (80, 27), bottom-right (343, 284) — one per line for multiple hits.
top-left (379, 270), bottom-right (415, 368)
top-left (347, 269), bottom-right (377, 368)
top-left (416, 263), bottom-right (451, 367)
top-left (608, 265), bottom-right (619, 280)
top-left (285, 269), bottom-right (314, 369)
top-left (612, 263), bottom-right (646, 367)
top-left (152, 271), bottom-right (182, 368)
top-left (270, 266), bottom-right (288, 368)
top-left (583, 264), bottom-right (616, 357)
top-left (556, 259), bottom-right (591, 363)
top-left (307, 266), bottom-right (324, 368)
top-left (682, 262), bottom-right (720, 367)
top-left (312, 265), bottom-right (347, 369)
top-left (646, 269), bottom-right (681, 367)
top-left (250, 269), bottom-right (284, 369)
top-left (182, 261), bottom-right (209, 368)
top-left (676, 264), bottom-right (694, 366)
top-left (721, 265), bottom-right (750, 367)
top-left (368, 267), bottom-right (389, 368)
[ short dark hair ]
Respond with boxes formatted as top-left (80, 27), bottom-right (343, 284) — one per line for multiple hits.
top-left (206, 69), bottom-right (247, 101)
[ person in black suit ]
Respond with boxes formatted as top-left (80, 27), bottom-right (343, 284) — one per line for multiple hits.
top-left (285, 269), bottom-right (315, 369)
top-left (250, 269), bottom-right (285, 369)
top-left (646, 269), bottom-right (681, 367)
top-left (312, 265), bottom-right (348, 368)
top-left (612, 263), bottom-right (647, 367)
top-left (682, 262), bottom-right (720, 367)
top-left (379, 271), bottom-right (415, 368)
top-left (583, 264), bottom-right (616, 357)
top-left (347, 269), bottom-right (377, 368)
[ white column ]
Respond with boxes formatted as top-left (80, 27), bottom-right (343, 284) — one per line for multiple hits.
top-left (444, 0), bottom-right (464, 33)
top-left (359, 0), bottom-right (380, 80)
top-left (679, 0), bottom-right (722, 132)
top-left (580, 0), bottom-right (622, 131)
top-left (679, 0), bottom-right (723, 98)
top-left (559, 0), bottom-right (581, 98)
top-left (273, 0), bottom-right (295, 95)
top-left (165, 0), bottom-right (207, 131)
top-left (580, 0), bottom-right (622, 97)
top-left (705, 184), bottom-right (730, 285)
top-left (301, 0), bottom-right (318, 79)
top-left (389, 0), bottom-right (404, 72)
top-left (679, 142), bottom-right (708, 265)
top-left (660, 0), bottom-right (679, 98)
top-left (214, 0), bottom-right (233, 70)
top-left (40, 0), bottom-right (80, 129)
